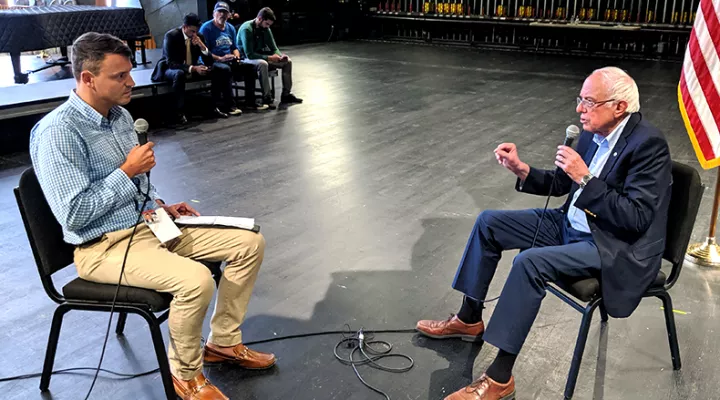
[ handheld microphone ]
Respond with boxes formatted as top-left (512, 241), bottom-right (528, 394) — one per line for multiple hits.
top-left (133, 118), bottom-right (150, 178)
top-left (556, 125), bottom-right (581, 175)
top-left (564, 124), bottom-right (581, 148)
top-left (134, 118), bottom-right (149, 146)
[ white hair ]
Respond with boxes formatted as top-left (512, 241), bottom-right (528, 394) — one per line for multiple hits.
top-left (591, 66), bottom-right (640, 113)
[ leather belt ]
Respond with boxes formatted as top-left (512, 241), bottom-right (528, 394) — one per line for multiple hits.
top-left (78, 236), bottom-right (102, 248)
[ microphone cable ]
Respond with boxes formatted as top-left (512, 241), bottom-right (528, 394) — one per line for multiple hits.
top-left (82, 175), bottom-right (152, 400)
top-left (1, 326), bottom-right (419, 400)
top-left (531, 125), bottom-right (580, 249)
top-left (530, 171), bottom-right (561, 249)
top-left (477, 127), bottom-right (578, 306)
top-left (460, 168), bottom-right (562, 310)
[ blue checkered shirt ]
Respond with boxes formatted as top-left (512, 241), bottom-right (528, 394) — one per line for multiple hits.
top-left (29, 90), bottom-right (161, 245)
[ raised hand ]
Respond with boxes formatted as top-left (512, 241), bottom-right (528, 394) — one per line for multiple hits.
top-left (494, 142), bottom-right (530, 180)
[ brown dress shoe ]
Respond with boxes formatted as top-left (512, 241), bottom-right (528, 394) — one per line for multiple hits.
top-left (416, 315), bottom-right (484, 342)
top-left (204, 343), bottom-right (277, 369)
top-left (445, 374), bottom-right (516, 400)
top-left (172, 372), bottom-right (228, 400)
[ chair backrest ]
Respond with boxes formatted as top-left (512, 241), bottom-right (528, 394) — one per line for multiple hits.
top-left (663, 161), bottom-right (704, 289)
top-left (14, 167), bottom-right (75, 303)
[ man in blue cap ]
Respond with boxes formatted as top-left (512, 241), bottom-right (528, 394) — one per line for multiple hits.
top-left (199, 1), bottom-right (267, 112)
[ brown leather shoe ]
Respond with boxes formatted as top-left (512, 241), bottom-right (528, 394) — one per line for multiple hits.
top-left (204, 343), bottom-right (277, 369)
top-left (416, 315), bottom-right (484, 342)
top-left (172, 372), bottom-right (228, 400)
top-left (445, 374), bottom-right (516, 400)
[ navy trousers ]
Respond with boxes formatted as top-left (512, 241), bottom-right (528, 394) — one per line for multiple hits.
top-left (163, 67), bottom-right (234, 112)
top-left (213, 61), bottom-right (258, 106)
top-left (452, 208), bottom-right (601, 354)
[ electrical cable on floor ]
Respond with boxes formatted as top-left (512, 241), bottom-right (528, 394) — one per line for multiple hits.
top-left (333, 326), bottom-right (415, 400)
top-left (0, 367), bottom-right (158, 383)
top-left (0, 326), bottom-right (417, 398)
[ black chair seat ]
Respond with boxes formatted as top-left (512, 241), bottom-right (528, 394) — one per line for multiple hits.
top-left (62, 278), bottom-right (172, 312)
top-left (556, 270), bottom-right (667, 302)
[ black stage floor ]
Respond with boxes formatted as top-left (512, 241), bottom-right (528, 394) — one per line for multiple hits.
top-left (1, 41), bottom-right (719, 400)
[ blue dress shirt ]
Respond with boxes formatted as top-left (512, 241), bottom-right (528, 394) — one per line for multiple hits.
top-left (29, 90), bottom-right (161, 245)
top-left (567, 114), bottom-right (631, 233)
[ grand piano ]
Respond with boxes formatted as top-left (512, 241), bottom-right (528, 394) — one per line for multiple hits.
top-left (0, 5), bottom-right (150, 83)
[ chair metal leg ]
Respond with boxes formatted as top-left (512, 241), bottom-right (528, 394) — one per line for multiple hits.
top-left (599, 303), bottom-right (609, 322)
top-left (137, 309), bottom-right (176, 400)
top-left (564, 300), bottom-right (600, 400)
top-left (116, 312), bottom-right (128, 335)
top-left (657, 291), bottom-right (682, 370)
top-left (40, 305), bottom-right (70, 391)
top-left (140, 41), bottom-right (147, 65)
top-left (128, 40), bottom-right (138, 67)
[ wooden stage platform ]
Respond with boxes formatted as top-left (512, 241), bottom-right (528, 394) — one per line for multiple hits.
top-left (0, 49), bottom-right (202, 121)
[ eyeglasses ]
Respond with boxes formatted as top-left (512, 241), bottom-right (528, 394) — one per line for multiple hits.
top-left (576, 97), bottom-right (615, 109)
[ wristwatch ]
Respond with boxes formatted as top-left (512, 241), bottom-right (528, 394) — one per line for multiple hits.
top-left (579, 173), bottom-right (594, 189)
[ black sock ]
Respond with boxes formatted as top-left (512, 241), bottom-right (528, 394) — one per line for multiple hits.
top-left (456, 295), bottom-right (483, 324)
top-left (485, 349), bottom-right (517, 384)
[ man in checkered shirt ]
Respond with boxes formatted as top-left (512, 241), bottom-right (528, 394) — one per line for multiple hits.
top-left (30, 32), bottom-right (274, 400)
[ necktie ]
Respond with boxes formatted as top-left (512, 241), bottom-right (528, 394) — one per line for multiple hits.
top-left (185, 38), bottom-right (192, 66)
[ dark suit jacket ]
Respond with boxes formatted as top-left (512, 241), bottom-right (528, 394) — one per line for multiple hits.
top-left (516, 112), bottom-right (672, 318)
top-left (151, 27), bottom-right (214, 82)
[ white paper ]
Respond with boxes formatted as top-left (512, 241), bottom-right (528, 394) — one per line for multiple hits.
top-left (174, 215), bottom-right (255, 230)
top-left (174, 216), bottom-right (217, 225)
top-left (145, 208), bottom-right (182, 243)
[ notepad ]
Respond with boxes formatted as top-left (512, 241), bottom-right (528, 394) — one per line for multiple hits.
top-left (174, 216), bottom-right (256, 231)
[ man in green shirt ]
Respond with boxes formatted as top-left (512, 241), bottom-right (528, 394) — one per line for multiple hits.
top-left (237, 7), bottom-right (302, 108)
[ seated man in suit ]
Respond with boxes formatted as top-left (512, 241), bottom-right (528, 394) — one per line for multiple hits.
top-left (416, 67), bottom-right (672, 400)
top-left (238, 7), bottom-right (303, 108)
top-left (30, 32), bottom-right (275, 400)
top-left (200, 1), bottom-right (267, 112)
top-left (152, 13), bottom-right (234, 123)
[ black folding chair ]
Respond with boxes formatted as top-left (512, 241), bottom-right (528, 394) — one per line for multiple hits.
top-left (14, 167), bottom-right (222, 400)
top-left (547, 161), bottom-right (703, 399)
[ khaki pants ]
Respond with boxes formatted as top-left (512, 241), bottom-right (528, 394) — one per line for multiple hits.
top-left (241, 58), bottom-right (292, 99)
top-left (74, 224), bottom-right (265, 380)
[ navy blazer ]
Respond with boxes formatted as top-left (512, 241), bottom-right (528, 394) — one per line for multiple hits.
top-left (151, 28), bottom-right (214, 82)
top-left (516, 112), bottom-right (672, 318)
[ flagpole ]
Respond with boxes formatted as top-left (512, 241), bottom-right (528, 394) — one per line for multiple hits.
top-left (686, 169), bottom-right (720, 267)
top-left (677, 0), bottom-right (718, 265)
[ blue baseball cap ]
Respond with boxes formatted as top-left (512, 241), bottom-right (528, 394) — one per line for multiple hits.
top-left (214, 1), bottom-right (230, 12)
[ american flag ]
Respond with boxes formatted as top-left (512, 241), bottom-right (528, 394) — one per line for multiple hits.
top-left (679, 0), bottom-right (720, 169)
